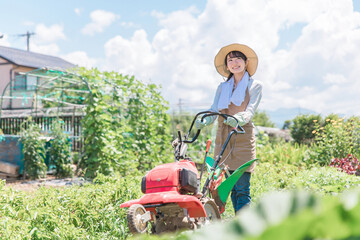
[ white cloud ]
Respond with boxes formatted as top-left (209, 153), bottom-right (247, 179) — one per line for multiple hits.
top-left (323, 73), bottom-right (348, 84)
top-left (103, 29), bottom-right (157, 81)
top-left (35, 23), bottom-right (66, 43)
top-left (62, 51), bottom-right (98, 68)
top-left (29, 43), bottom-right (60, 56)
top-left (74, 8), bottom-right (82, 16)
top-left (99, 0), bottom-right (360, 116)
top-left (82, 10), bottom-right (119, 36)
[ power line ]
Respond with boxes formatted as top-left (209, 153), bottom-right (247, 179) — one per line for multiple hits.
top-left (16, 31), bottom-right (35, 51)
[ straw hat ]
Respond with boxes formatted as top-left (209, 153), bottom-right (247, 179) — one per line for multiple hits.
top-left (214, 43), bottom-right (258, 77)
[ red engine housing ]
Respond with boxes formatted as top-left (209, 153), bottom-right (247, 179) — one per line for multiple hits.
top-left (143, 159), bottom-right (199, 194)
top-left (120, 159), bottom-right (207, 218)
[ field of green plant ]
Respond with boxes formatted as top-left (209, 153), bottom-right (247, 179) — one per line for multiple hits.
top-left (3, 157), bottom-right (360, 239)
top-left (2, 69), bottom-right (360, 239)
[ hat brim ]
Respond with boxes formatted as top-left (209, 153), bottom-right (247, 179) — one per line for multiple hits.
top-left (214, 43), bottom-right (258, 77)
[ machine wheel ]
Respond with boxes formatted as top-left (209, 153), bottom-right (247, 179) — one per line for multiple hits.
top-left (202, 199), bottom-right (221, 222)
top-left (127, 204), bottom-right (148, 234)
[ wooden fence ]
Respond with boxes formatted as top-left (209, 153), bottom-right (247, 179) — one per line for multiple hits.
top-left (0, 115), bottom-right (84, 151)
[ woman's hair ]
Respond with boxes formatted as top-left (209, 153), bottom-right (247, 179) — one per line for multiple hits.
top-left (225, 51), bottom-right (248, 81)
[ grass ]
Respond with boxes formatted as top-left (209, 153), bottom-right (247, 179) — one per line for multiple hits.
top-left (1, 175), bottom-right (142, 239)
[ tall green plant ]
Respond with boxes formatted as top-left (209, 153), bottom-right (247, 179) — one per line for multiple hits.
top-left (19, 118), bottom-right (47, 179)
top-left (48, 119), bottom-right (73, 178)
top-left (309, 116), bottom-right (360, 165)
top-left (78, 68), bottom-right (172, 178)
top-left (257, 141), bottom-right (309, 166)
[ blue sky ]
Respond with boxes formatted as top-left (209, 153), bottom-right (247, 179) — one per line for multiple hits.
top-left (0, 0), bottom-right (206, 56)
top-left (1, 0), bottom-right (360, 117)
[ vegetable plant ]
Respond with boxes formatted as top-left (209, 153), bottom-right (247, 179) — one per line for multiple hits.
top-left (77, 68), bottom-right (172, 178)
top-left (47, 119), bottom-right (73, 178)
top-left (19, 118), bottom-right (47, 179)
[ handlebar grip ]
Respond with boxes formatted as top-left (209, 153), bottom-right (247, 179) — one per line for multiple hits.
top-left (206, 139), bottom-right (212, 152)
top-left (237, 125), bottom-right (245, 133)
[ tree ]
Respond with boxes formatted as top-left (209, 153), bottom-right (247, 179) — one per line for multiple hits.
top-left (282, 120), bottom-right (291, 130)
top-left (290, 114), bottom-right (322, 144)
top-left (253, 110), bottom-right (276, 128)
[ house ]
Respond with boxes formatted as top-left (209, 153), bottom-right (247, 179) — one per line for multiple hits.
top-left (255, 126), bottom-right (293, 142)
top-left (0, 46), bottom-right (78, 178)
top-left (0, 46), bottom-right (76, 110)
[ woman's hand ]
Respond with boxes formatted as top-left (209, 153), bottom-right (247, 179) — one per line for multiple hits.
top-left (224, 114), bottom-right (246, 127)
top-left (195, 116), bottom-right (214, 129)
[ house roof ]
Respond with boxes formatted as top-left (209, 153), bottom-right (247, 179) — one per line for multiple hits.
top-left (0, 45), bottom-right (76, 71)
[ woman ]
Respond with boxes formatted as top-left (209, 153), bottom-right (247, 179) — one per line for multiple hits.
top-left (196, 43), bottom-right (262, 213)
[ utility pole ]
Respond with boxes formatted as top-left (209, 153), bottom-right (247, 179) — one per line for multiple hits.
top-left (17, 31), bottom-right (35, 51)
top-left (178, 98), bottom-right (183, 115)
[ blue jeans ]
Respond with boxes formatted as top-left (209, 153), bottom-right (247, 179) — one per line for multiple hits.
top-left (229, 172), bottom-right (251, 213)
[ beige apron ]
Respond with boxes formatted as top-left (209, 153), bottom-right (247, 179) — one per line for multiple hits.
top-left (214, 88), bottom-right (256, 172)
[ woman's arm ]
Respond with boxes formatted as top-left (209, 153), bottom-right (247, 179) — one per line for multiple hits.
top-left (234, 80), bottom-right (262, 125)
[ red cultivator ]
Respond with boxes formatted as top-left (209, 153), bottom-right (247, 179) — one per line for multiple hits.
top-left (120, 111), bottom-right (257, 234)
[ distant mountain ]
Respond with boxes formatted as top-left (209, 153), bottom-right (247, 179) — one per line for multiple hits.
top-left (264, 108), bottom-right (318, 128)
top-left (169, 105), bottom-right (319, 129)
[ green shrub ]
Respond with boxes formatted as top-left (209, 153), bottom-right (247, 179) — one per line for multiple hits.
top-left (290, 114), bottom-right (322, 144)
top-left (47, 119), bottom-right (73, 178)
top-left (19, 118), bottom-right (47, 179)
top-left (309, 116), bottom-right (360, 165)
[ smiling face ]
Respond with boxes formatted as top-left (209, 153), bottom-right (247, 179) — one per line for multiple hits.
top-left (225, 51), bottom-right (248, 76)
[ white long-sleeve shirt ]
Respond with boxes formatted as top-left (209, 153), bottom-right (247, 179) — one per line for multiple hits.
top-left (209, 78), bottom-right (262, 125)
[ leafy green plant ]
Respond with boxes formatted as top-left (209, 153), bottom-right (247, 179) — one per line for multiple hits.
top-left (19, 118), bottom-right (47, 179)
top-left (47, 119), bottom-right (73, 178)
top-left (77, 68), bottom-right (172, 178)
top-left (251, 162), bottom-right (360, 205)
top-left (256, 140), bottom-right (309, 166)
top-left (0, 175), bottom-right (142, 239)
top-left (309, 116), bottom-right (360, 165)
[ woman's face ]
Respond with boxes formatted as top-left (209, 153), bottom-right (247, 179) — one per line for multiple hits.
top-left (226, 54), bottom-right (247, 75)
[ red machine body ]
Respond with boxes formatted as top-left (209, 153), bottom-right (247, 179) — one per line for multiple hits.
top-left (120, 159), bottom-right (206, 218)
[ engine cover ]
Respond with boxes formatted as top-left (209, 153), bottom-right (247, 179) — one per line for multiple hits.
top-left (142, 160), bottom-right (199, 194)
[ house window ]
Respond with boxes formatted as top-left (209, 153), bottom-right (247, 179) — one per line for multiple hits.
top-left (27, 75), bottom-right (37, 90)
top-left (13, 73), bottom-right (26, 90)
top-left (13, 73), bottom-right (37, 90)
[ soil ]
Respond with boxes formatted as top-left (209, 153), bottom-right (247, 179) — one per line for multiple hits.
top-left (5, 175), bottom-right (90, 192)
top-left (3, 164), bottom-right (90, 192)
